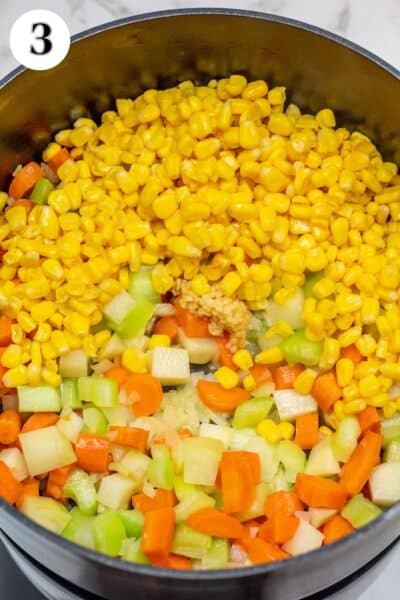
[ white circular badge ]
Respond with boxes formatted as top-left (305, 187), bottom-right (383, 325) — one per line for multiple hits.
top-left (10, 10), bottom-right (70, 71)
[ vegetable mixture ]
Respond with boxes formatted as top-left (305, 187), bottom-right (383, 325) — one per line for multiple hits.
top-left (1, 74), bottom-right (400, 569)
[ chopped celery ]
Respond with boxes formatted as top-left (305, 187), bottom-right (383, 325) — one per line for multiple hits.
top-left (93, 511), bottom-right (126, 557)
top-left (201, 538), bottom-right (229, 569)
top-left (98, 333), bottom-right (126, 361)
top-left (265, 288), bottom-right (304, 330)
top-left (21, 496), bottom-right (71, 534)
top-left (280, 329), bottom-right (323, 367)
top-left (385, 440), bottom-right (400, 463)
top-left (332, 416), bottom-right (361, 462)
top-left (178, 329), bottom-right (219, 364)
top-left (230, 428), bottom-right (257, 450)
top-left (18, 385), bottom-right (61, 413)
top-left (129, 269), bottom-right (160, 304)
top-left (245, 436), bottom-right (279, 483)
top-left (171, 524), bottom-right (212, 559)
top-left (369, 463), bottom-right (400, 506)
top-left (121, 537), bottom-right (150, 564)
top-left (183, 437), bottom-right (224, 486)
top-left (110, 450), bottom-right (151, 489)
top-left (56, 408), bottom-right (83, 443)
top-left (61, 507), bottom-right (95, 549)
top-left (199, 423), bottom-right (233, 448)
top-left (151, 346), bottom-right (190, 385)
top-left (78, 376), bottom-right (118, 408)
top-left (282, 519), bottom-right (322, 556)
top-left (147, 445), bottom-right (175, 490)
top-left (381, 415), bottom-right (400, 448)
top-left (83, 405), bottom-right (108, 435)
top-left (305, 437), bottom-right (340, 477)
top-left (119, 509), bottom-right (145, 538)
top-left (0, 447), bottom-right (28, 481)
top-left (29, 177), bottom-right (54, 204)
top-left (273, 389), bottom-right (317, 421)
top-left (237, 482), bottom-right (273, 521)
top-left (19, 425), bottom-right (76, 476)
top-left (97, 474), bottom-right (137, 510)
top-left (63, 469), bottom-right (97, 516)
top-left (277, 440), bottom-right (307, 483)
top-left (174, 492), bottom-right (215, 523)
top-left (341, 494), bottom-right (382, 528)
top-left (102, 405), bottom-right (132, 427)
top-left (60, 379), bottom-right (81, 409)
top-left (103, 290), bottom-right (136, 324)
top-left (108, 297), bottom-right (155, 339)
top-left (174, 476), bottom-right (200, 501)
top-left (59, 350), bottom-right (88, 378)
top-left (232, 397), bottom-right (273, 429)
top-left (303, 271), bottom-right (324, 298)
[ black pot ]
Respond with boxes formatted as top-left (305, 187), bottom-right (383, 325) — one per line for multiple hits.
top-left (0, 9), bottom-right (399, 600)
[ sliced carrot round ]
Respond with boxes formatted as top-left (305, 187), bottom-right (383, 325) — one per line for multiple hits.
top-left (124, 373), bottom-right (163, 417)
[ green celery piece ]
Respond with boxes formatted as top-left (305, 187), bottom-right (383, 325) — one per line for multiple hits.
top-left (174, 492), bottom-right (215, 523)
top-left (171, 524), bottom-right (212, 559)
top-left (121, 537), bottom-right (150, 564)
top-left (61, 507), bottom-right (95, 549)
top-left (303, 271), bottom-right (324, 298)
top-left (63, 469), bottom-right (97, 516)
top-left (93, 511), bottom-right (126, 557)
top-left (332, 416), bottom-right (361, 462)
top-left (61, 379), bottom-right (81, 409)
top-left (232, 397), bottom-right (273, 429)
top-left (277, 440), bottom-right (307, 483)
top-left (83, 405), bottom-right (108, 434)
top-left (280, 328), bottom-right (323, 367)
top-left (29, 178), bottom-right (54, 205)
top-left (174, 476), bottom-right (201, 501)
top-left (129, 269), bottom-right (161, 304)
top-left (20, 496), bottom-right (70, 534)
top-left (108, 297), bottom-right (155, 339)
top-left (341, 494), bottom-right (382, 528)
top-left (147, 445), bottom-right (175, 490)
top-left (273, 466), bottom-right (292, 492)
top-left (18, 385), bottom-right (61, 412)
top-left (201, 538), bottom-right (230, 569)
top-left (78, 376), bottom-right (118, 407)
top-left (119, 509), bottom-right (145, 538)
top-left (385, 440), bottom-right (400, 463)
top-left (381, 416), bottom-right (400, 448)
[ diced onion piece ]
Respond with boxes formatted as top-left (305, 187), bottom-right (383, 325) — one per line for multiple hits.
top-left (265, 288), bottom-right (304, 329)
top-left (309, 508), bottom-right (337, 529)
top-left (282, 519), bottom-right (323, 556)
top-left (154, 303), bottom-right (176, 317)
top-left (178, 328), bottom-right (219, 365)
top-left (305, 437), bottom-right (340, 477)
top-left (273, 389), bottom-right (317, 421)
top-left (199, 423), bottom-right (233, 448)
top-left (0, 447), bottom-right (29, 481)
top-left (369, 463), bottom-right (400, 506)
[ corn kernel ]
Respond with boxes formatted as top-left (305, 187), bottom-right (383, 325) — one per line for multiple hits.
top-left (335, 358), bottom-right (355, 387)
top-left (148, 335), bottom-right (171, 349)
top-left (257, 419), bottom-right (281, 444)
top-left (255, 347), bottom-right (283, 364)
top-left (242, 374), bottom-right (256, 391)
top-left (319, 426), bottom-right (334, 437)
top-left (233, 349), bottom-right (254, 371)
top-left (359, 374), bottom-right (380, 398)
top-left (190, 274), bottom-right (211, 296)
top-left (293, 368), bottom-right (318, 394)
top-left (214, 366), bottom-right (240, 389)
top-left (121, 348), bottom-right (148, 373)
top-left (278, 421), bottom-right (295, 440)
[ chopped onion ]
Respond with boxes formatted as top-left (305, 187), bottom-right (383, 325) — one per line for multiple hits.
top-left (154, 303), bottom-right (176, 317)
top-left (91, 359), bottom-right (114, 376)
top-left (41, 161), bottom-right (59, 185)
top-left (230, 544), bottom-right (248, 563)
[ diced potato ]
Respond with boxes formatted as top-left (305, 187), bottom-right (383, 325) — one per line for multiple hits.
top-left (282, 519), bottom-right (323, 556)
top-left (109, 449), bottom-right (151, 490)
top-left (21, 496), bottom-right (71, 534)
top-left (151, 346), bottom-right (190, 385)
top-left (19, 426), bottom-right (76, 476)
top-left (97, 473), bottom-right (137, 510)
top-left (59, 349), bottom-right (88, 378)
top-left (199, 423), bottom-right (233, 449)
top-left (183, 437), bottom-right (223, 486)
top-left (369, 463), bottom-right (400, 506)
top-left (309, 508), bottom-right (337, 529)
top-left (0, 447), bottom-right (29, 481)
top-left (98, 334), bottom-right (126, 360)
top-left (178, 328), bottom-right (219, 364)
top-left (305, 437), bottom-right (340, 477)
top-left (273, 389), bottom-right (317, 421)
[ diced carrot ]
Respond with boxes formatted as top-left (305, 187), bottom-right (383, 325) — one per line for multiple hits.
top-left (295, 412), bottom-right (319, 450)
top-left (9, 199), bottom-right (35, 214)
top-left (0, 317), bottom-right (13, 346)
top-left (197, 380), bottom-right (250, 413)
top-left (8, 161), bottom-right (44, 200)
top-left (123, 373), bottom-right (163, 417)
top-left (264, 491), bottom-right (304, 519)
top-left (273, 364), bottom-right (304, 390)
top-left (141, 507), bottom-right (175, 564)
top-left (220, 451), bottom-right (255, 513)
top-left (295, 473), bottom-right (347, 509)
top-left (340, 344), bottom-right (363, 365)
top-left (258, 515), bottom-right (299, 544)
top-left (132, 489), bottom-right (176, 513)
top-left (0, 461), bottom-right (21, 504)
top-left (16, 477), bottom-right (39, 509)
top-left (48, 148), bottom-right (70, 172)
top-left (21, 412), bottom-right (59, 434)
top-left (216, 335), bottom-right (238, 371)
top-left (107, 426), bottom-right (149, 450)
top-left (104, 365), bottom-right (130, 387)
top-left (75, 434), bottom-right (110, 473)
top-left (46, 465), bottom-right (75, 503)
top-left (239, 536), bottom-right (289, 565)
top-left (322, 514), bottom-right (354, 544)
top-left (225, 451), bottom-right (260, 485)
top-left (0, 409), bottom-right (21, 445)
top-left (164, 554), bottom-right (192, 570)
top-left (358, 406), bottom-right (380, 434)
top-left (250, 364), bottom-right (273, 388)
top-left (153, 316), bottom-right (179, 343)
top-left (174, 303), bottom-right (210, 338)
top-left (340, 431), bottom-right (383, 496)
top-left (312, 371), bottom-right (342, 413)
top-left (188, 507), bottom-right (245, 539)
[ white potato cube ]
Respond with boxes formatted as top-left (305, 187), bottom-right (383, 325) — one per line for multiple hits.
top-left (151, 346), bottom-right (190, 385)
top-left (273, 389), bottom-right (317, 422)
top-left (19, 426), bottom-right (76, 476)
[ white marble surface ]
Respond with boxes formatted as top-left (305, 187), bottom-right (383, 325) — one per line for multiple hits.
top-left (0, 1), bottom-right (399, 599)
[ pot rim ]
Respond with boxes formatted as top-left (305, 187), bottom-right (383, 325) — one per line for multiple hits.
top-left (0, 6), bottom-right (399, 582)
